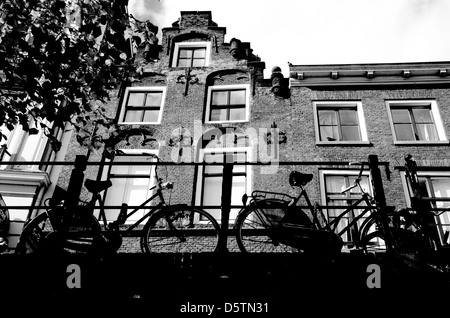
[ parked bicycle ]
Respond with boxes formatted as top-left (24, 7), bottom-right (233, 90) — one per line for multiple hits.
top-left (234, 163), bottom-right (397, 254)
top-left (15, 153), bottom-right (220, 255)
top-left (390, 154), bottom-right (450, 272)
top-left (0, 194), bottom-right (9, 254)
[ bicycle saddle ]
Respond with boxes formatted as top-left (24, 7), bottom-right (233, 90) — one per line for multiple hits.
top-left (289, 171), bottom-right (313, 187)
top-left (84, 179), bottom-right (112, 193)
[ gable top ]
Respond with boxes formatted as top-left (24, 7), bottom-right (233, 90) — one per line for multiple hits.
top-left (171, 11), bottom-right (218, 29)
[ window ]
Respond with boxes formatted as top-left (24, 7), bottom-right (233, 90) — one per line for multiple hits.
top-left (119, 87), bottom-right (166, 124)
top-left (387, 100), bottom-right (447, 144)
top-left (0, 173), bottom-right (50, 249)
top-left (205, 85), bottom-right (250, 123)
top-left (195, 148), bottom-right (251, 223)
top-left (172, 42), bottom-right (211, 68)
top-left (319, 170), bottom-right (372, 245)
top-left (402, 171), bottom-right (450, 245)
top-left (102, 150), bottom-right (157, 223)
top-left (313, 101), bottom-right (369, 144)
top-left (0, 120), bottom-right (55, 171)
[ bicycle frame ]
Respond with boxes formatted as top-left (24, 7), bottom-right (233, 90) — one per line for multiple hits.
top-left (95, 180), bottom-right (172, 234)
top-left (239, 167), bottom-right (384, 250)
top-left (293, 184), bottom-right (379, 246)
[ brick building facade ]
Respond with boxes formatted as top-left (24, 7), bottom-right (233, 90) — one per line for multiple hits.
top-left (4, 10), bottom-right (450, 254)
top-left (43, 11), bottom-right (450, 252)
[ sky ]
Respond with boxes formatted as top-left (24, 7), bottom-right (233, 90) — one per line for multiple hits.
top-left (128, 0), bottom-right (450, 78)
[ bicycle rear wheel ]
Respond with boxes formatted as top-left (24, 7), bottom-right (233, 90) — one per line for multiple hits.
top-left (140, 207), bottom-right (220, 253)
top-left (15, 212), bottom-right (53, 255)
top-left (15, 209), bottom-right (104, 255)
top-left (235, 207), bottom-right (301, 253)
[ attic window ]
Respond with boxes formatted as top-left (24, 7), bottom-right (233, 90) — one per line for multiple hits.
top-left (172, 42), bottom-right (211, 67)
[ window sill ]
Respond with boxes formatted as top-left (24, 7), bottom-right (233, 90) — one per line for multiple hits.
top-left (0, 169), bottom-right (50, 187)
top-left (170, 66), bottom-right (210, 70)
top-left (316, 141), bottom-right (372, 147)
top-left (393, 140), bottom-right (450, 146)
top-left (118, 122), bottom-right (161, 126)
top-left (205, 120), bottom-right (249, 125)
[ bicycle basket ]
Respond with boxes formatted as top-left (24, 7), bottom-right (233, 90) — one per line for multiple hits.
top-left (250, 191), bottom-right (312, 228)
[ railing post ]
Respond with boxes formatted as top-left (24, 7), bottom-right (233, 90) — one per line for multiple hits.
top-left (64, 155), bottom-right (88, 208)
top-left (368, 154), bottom-right (394, 250)
top-left (217, 157), bottom-right (233, 254)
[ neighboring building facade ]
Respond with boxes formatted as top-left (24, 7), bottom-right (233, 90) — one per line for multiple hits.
top-left (3, 10), bottom-right (450, 253)
top-left (288, 62), bottom-right (450, 247)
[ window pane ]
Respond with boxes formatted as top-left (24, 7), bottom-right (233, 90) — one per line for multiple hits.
top-left (229, 108), bottom-right (245, 121)
top-left (193, 48), bottom-right (206, 58)
top-left (20, 133), bottom-right (44, 161)
top-left (233, 152), bottom-right (247, 173)
top-left (204, 153), bottom-right (224, 174)
top-left (339, 109), bottom-right (358, 125)
top-left (203, 176), bottom-right (223, 219)
top-left (318, 110), bottom-right (337, 125)
top-left (231, 176), bottom-right (246, 201)
top-left (212, 91), bottom-right (228, 105)
top-left (210, 109), bottom-right (227, 121)
top-left (348, 176), bottom-right (370, 194)
top-left (416, 124), bottom-right (438, 141)
top-left (111, 156), bottom-right (153, 175)
top-left (124, 110), bottom-right (142, 122)
top-left (179, 49), bottom-right (192, 58)
top-left (127, 93), bottom-right (145, 106)
top-left (177, 59), bottom-right (191, 67)
top-left (326, 176), bottom-right (346, 193)
top-left (229, 90), bottom-right (246, 105)
top-left (192, 58), bottom-right (205, 66)
top-left (412, 108), bottom-right (433, 123)
top-left (320, 126), bottom-right (339, 141)
top-left (143, 110), bottom-right (160, 123)
top-left (394, 123), bottom-right (415, 140)
top-left (341, 126), bottom-right (361, 141)
top-left (192, 59), bottom-right (205, 67)
top-left (391, 109), bottom-right (411, 123)
top-left (431, 178), bottom-right (450, 209)
top-left (145, 92), bottom-right (162, 107)
top-left (231, 176), bottom-right (246, 219)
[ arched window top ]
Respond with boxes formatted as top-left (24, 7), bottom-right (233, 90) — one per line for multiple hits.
top-left (198, 127), bottom-right (250, 150)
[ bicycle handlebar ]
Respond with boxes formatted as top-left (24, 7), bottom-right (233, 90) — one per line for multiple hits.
top-left (341, 162), bottom-right (367, 194)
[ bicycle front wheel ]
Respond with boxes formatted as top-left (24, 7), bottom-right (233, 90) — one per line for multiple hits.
top-left (235, 207), bottom-right (300, 253)
top-left (140, 207), bottom-right (220, 253)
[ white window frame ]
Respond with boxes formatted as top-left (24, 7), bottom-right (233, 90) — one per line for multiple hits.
top-left (195, 147), bottom-right (252, 223)
top-left (400, 170), bottom-right (450, 245)
top-left (205, 84), bottom-right (251, 124)
top-left (313, 101), bottom-right (369, 145)
top-left (102, 149), bottom-right (158, 223)
top-left (0, 123), bottom-right (49, 170)
top-left (171, 41), bottom-right (211, 68)
top-left (319, 169), bottom-right (373, 247)
top-left (118, 87), bottom-right (167, 125)
top-left (386, 100), bottom-right (448, 145)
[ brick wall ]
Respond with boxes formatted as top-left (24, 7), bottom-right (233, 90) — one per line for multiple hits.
top-left (55, 11), bottom-right (450, 253)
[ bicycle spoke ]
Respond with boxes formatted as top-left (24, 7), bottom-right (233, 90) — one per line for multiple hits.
top-left (141, 208), bottom-right (220, 253)
top-left (236, 207), bottom-right (300, 253)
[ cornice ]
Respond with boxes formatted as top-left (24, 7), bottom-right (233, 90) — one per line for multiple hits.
top-left (289, 62), bottom-right (450, 87)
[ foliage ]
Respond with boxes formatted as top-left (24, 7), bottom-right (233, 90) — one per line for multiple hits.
top-left (0, 0), bottom-right (145, 153)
